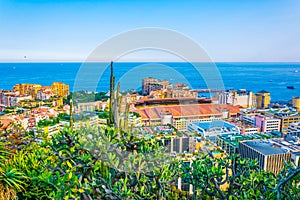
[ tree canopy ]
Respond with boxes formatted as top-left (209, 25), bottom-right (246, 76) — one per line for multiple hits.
top-left (0, 125), bottom-right (299, 200)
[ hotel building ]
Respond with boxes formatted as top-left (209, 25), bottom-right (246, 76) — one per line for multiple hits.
top-left (256, 90), bottom-right (270, 109)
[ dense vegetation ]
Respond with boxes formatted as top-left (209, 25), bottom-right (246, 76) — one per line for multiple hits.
top-left (0, 124), bottom-right (299, 200)
top-left (64, 91), bottom-right (109, 105)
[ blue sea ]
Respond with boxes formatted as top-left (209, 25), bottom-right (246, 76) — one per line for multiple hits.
top-left (0, 62), bottom-right (299, 102)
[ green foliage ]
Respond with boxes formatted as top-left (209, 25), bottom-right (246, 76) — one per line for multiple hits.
top-left (180, 154), bottom-right (279, 199)
top-left (70, 91), bottom-right (109, 105)
top-left (0, 145), bottom-right (27, 193)
top-left (37, 117), bottom-right (59, 127)
top-left (58, 113), bottom-right (69, 120)
top-left (129, 112), bottom-right (141, 118)
top-left (97, 110), bottom-right (110, 119)
top-left (0, 125), bottom-right (299, 200)
top-left (275, 162), bottom-right (300, 199)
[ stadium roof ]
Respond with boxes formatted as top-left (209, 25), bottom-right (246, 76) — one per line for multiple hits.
top-left (133, 104), bottom-right (240, 120)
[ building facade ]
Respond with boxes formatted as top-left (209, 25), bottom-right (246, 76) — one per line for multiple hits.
top-left (187, 120), bottom-right (240, 143)
top-left (217, 89), bottom-right (256, 108)
top-left (287, 123), bottom-right (300, 137)
top-left (159, 137), bottom-right (195, 154)
top-left (13, 83), bottom-right (42, 97)
top-left (239, 140), bottom-right (293, 175)
top-left (292, 97), bottom-right (300, 112)
top-left (142, 78), bottom-right (171, 95)
top-left (256, 90), bottom-right (270, 109)
top-left (51, 82), bottom-right (69, 98)
top-left (217, 132), bottom-right (279, 155)
top-left (255, 115), bottom-right (281, 133)
top-left (274, 113), bottom-right (300, 133)
top-left (134, 104), bottom-right (241, 131)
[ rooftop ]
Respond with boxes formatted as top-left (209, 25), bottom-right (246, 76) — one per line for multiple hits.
top-left (271, 137), bottom-right (300, 152)
top-left (193, 120), bottom-right (236, 131)
top-left (227, 119), bottom-right (258, 129)
top-left (133, 104), bottom-right (241, 120)
top-left (218, 132), bottom-right (279, 148)
top-left (242, 140), bottom-right (287, 155)
top-left (241, 137), bottom-right (300, 155)
top-left (265, 108), bottom-right (300, 117)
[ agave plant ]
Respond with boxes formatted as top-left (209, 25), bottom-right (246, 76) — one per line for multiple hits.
top-left (0, 166), bottom-right (27, 192)
top-left (0, 146), bottom-right (28, 195)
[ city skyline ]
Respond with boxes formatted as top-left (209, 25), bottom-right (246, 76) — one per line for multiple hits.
top-left (1, 1), bottom-right (300, 199)
top-left (1, 0), bottom-right (300, 62)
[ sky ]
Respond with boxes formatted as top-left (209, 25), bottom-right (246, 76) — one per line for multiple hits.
top-left (0, 0), bottom-right (300, 62)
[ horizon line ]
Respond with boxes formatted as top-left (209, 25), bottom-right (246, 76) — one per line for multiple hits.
top-left (1, 60), bottom-right (300, 64)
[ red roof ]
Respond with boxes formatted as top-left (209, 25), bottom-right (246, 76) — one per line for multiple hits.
top-left (132, 104), bottom-right (240, 120)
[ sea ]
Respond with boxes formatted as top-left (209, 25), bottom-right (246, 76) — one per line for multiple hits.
top-left (0, 62), bottom-right (299, 102)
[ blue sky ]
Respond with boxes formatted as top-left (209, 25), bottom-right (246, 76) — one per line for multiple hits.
top-left (0, 0), bottom-right (299, 62)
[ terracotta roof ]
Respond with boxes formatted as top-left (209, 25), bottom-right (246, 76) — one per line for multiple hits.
top-left (131, 104), bottom-right (240, 120)
top-left (0, 118), bottom-right (14, 129)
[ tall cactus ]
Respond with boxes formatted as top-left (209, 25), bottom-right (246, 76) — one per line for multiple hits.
top-left (117, 82), bottom-right (122, 118)
top-left (113, 85), bottom-right (119, 128)
top-left (124, 101), bottom-right (130, 132)
top-left (69, 99), bottom-right (73, 130)
top-left (114, 82), bottom-right (122, 129)
top-left (109, 61), bottom-right (115, 125)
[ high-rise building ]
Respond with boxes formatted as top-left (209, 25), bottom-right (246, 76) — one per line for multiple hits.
top-left (142, 78), bottom-right (171, 95)
top-left (13, 83), bottom-right (69, 100)
top-left (142, 77), bottom-right (156, 95)
top-left (292, 97), bottom-right (300, 112)
top-left (51, 82), bottom-right (69, 98)
top-left (216, 89), bottom-right (256, 108)
top-left (256, 90), bottom-right (270, 109)
top-left (13, 83), bottom-right (42, 97)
